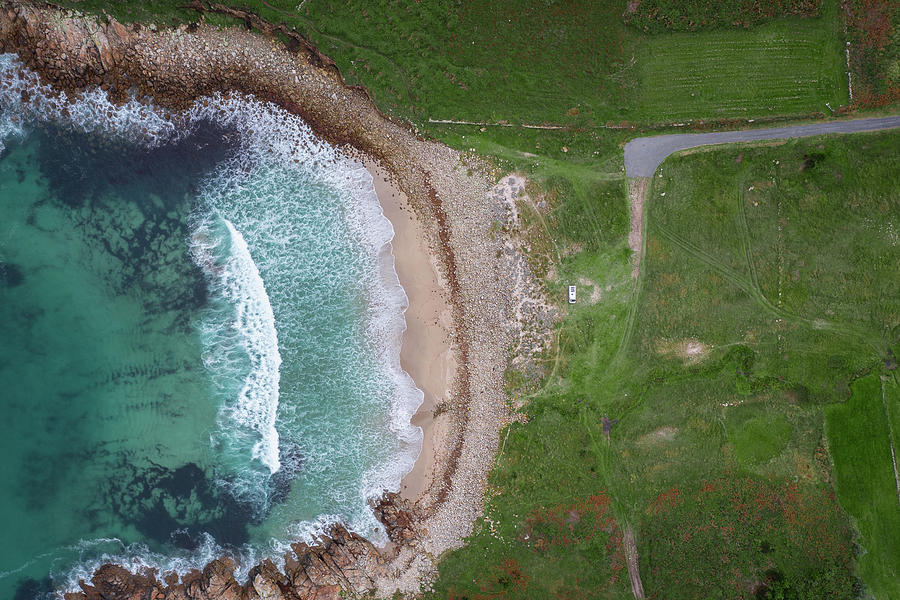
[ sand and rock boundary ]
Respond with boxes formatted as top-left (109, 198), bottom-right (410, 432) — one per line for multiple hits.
top-left (0, 2), bottom-right (551, 598)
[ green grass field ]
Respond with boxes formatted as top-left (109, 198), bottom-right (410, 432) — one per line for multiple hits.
top-left (627, 130), bottom-right (899, 597)
top-left (633, 3), bottom-right (847, 122)
top-left (826, 375), bottom-right (900, 600)
top-left (56, 0), bottom-right (853, 132)
top-left (637, 132), bottom-right (899, 400)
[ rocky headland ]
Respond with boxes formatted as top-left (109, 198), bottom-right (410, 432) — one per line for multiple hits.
top-left (72, 494), bottom-right (419, 600)
top-left (0, 2), bottom-right (554, 598)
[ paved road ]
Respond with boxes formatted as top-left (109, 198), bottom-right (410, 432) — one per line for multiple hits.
top-left (624, 116), bottom-right (900, 177)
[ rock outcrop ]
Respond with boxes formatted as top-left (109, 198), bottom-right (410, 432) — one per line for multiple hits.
top-left (63, 495), bottom-right (419, 600)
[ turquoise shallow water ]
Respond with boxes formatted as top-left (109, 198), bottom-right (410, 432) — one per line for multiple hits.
top-left (0, 55), bottom-right (421, 598)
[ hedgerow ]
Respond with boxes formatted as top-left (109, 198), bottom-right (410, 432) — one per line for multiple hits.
top-left (625, 0), bottom-right (821, 33)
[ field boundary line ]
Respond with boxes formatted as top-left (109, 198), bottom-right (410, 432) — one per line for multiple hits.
top-left (427, 118), bottom-right (568, 130)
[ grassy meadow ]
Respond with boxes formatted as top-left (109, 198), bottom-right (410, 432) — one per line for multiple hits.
top-left (56, 0), bottom-right (854, 132)
top-left (826, 375), bottom-right (900, 600)
top-left (429, 130), bottom-right (899, 598)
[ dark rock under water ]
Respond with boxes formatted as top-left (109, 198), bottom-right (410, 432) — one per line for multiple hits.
top-left (103, 461), bottom-right (257, 548)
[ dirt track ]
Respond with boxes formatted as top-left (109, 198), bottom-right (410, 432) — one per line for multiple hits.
top-left (624, 525), bottom-right (645, 599)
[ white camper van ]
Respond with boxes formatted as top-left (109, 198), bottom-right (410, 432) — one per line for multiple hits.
top-left (568, 285), bottom-right (577, 304)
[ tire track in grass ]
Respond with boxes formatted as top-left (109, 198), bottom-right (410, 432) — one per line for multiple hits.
top-left (653, 222), bottom-right (779, 315)
top-left (735, 183), bottom-right (764, 299)
top-left (654, 199), bottom-right (869, 345)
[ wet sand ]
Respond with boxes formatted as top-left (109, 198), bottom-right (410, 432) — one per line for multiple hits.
top-left (364, 158), bottom-right (455, 502)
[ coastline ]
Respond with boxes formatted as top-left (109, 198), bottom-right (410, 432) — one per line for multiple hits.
top-left (363, 158), bottom-right (455, 503)
top-left (0, 4), bottom-right (550, 598)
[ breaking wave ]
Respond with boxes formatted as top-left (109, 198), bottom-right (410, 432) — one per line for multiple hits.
top-left (191, 216), bottom-right (283, 495)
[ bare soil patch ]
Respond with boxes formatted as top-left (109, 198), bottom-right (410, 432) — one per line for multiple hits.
top-left (638, 426), bottom-right (679, 446)
top-left (656, 338), bottom-right (710, 364)
top-left (628, 177), bottom-right (650, 279)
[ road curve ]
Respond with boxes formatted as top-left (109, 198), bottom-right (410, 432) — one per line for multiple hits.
top-left (624, 116), bottom-right (900, 177)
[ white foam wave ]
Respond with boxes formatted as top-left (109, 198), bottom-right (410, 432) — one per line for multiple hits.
top-left (54, 526), bottom-right (332, 594)
top-left (191, 217), bottom-right (282, 477)
top-left (55, 535), bottom-right (231, 593)
top-left (342, 165), bottom-right (424, 508)
top-left (0, 54), bottom-right (183, 147)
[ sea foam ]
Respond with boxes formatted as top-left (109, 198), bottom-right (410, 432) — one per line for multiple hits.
top-left (191, 216), bottom-right (283, 481)
top-left (188, 96), bottom-right (424, 540)
top-left (0, 52), bottom-right (424, 587)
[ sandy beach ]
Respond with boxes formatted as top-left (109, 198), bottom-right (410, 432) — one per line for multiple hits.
top-left (363, 158), bottom-right (456, 503)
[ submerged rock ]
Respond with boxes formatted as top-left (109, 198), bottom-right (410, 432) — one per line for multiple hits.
top-left (103, 460), bottom-right (257, 548)
top-left (12, 576), bottom-right (53, 600)
top-left (0, 262), bottom-right (23, 287)
top-left (267, 442), bottom-right (304, 506)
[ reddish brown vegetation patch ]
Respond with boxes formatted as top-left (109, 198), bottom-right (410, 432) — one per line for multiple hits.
top-left (523, 493), bottom-right (620, 548)
top-left (625, 0), bottom-right (821, 33)
top-left (641, 474), bottom-right (854, 599)
top-left (844, 0), bottom-right (900, 106)
top-left (519, 492), bottom-right (626, 592)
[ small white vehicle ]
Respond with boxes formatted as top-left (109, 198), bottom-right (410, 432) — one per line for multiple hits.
top-left (568, 285), bottom-right (577, 304)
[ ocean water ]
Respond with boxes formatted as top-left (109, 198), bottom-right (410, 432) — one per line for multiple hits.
top-left (0, 54), bottom-right (422, 598)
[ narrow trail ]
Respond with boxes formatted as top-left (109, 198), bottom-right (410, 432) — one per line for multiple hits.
top-left (613, 178), bottom-right (648, 364)
top-left (624, 525), bottom-right (646, 599)
top-left (627, 178), bottom-right (648, 280)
